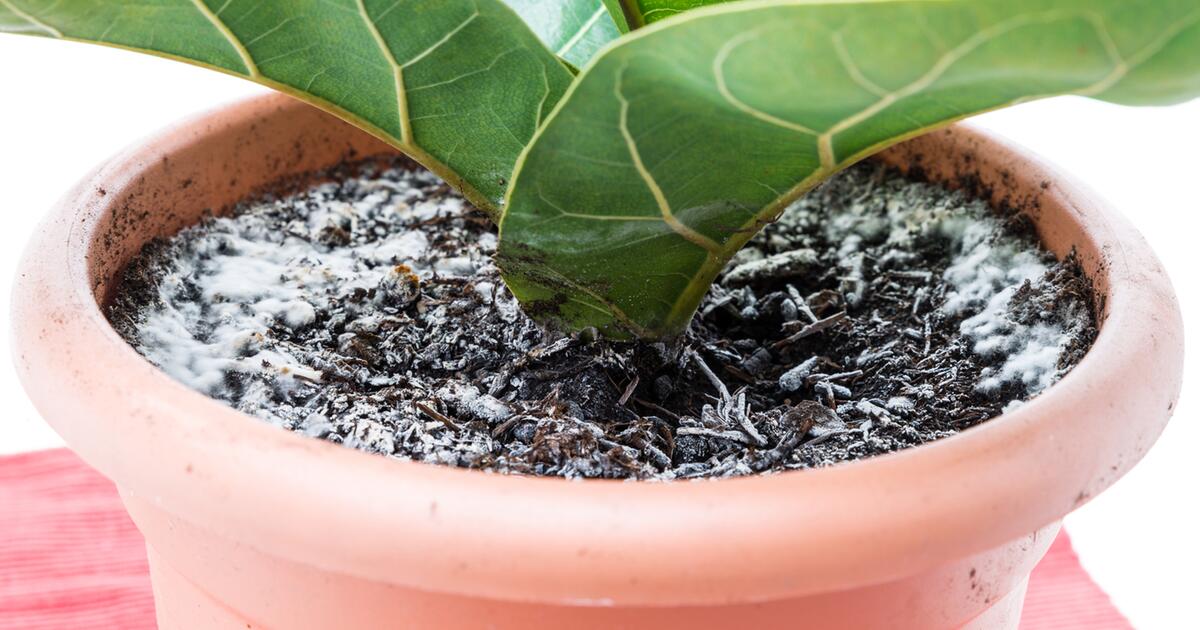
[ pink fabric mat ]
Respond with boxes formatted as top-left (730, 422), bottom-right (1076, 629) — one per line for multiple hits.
top-left (1, 449), bottom-right (1133, 629)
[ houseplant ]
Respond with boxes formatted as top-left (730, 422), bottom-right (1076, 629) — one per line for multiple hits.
top-left (4, 0), bottom-right (1195, 627)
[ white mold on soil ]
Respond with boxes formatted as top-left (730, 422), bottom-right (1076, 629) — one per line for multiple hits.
top-left (944, 221), bottom-right (1062, 395)
top-left (815, 178), bottom-right (1085, 397)
top-left (110, 161), bottom-right (1095, 479)
top-left (126, 168), bottom-right (478, 421)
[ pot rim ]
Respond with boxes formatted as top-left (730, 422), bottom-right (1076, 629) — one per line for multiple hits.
top-left (11, 94), bottom-right (1183, 605)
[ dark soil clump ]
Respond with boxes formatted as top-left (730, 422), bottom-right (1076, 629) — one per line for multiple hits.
top-left (109, 159), bottom-right (1097, 479)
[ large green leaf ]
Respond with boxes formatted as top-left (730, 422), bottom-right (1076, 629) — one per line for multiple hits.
top-left (0, 0), bottom-right (575, 218)
top-left (498, 0), bottom-right (1200, 339)
top-left (504, 0), bottom-right (621, 68)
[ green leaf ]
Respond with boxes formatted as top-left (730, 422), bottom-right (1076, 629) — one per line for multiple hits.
top-left (0, 0), bottom-right (575, 219)
top-left (498, 0), bottom-right (1200, 339)
top-left (601, 0), bottom-right (634, 33)
top-left (503, 0), bottom-right (621, 67)
top-left (615, 0), bottom-right (728, 27)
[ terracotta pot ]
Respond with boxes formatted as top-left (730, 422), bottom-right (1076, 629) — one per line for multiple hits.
top-left (11, 94), bottom-right (1182, 629)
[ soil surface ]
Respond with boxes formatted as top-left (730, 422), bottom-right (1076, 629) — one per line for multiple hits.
top-left (109, 159), bottom-right (1096, 479)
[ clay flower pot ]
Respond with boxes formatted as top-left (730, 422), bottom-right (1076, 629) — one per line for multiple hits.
top-left (11, 94), bottom-right (1182, 629)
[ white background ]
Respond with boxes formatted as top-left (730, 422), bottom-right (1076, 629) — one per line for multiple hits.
top-left (1, 36), bottom-right (1196, 629)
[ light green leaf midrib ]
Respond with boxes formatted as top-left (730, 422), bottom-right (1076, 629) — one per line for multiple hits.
top-left (556, 3), bottom-right (608, 57)
top-left (187, 0), bottom-right (259, 76)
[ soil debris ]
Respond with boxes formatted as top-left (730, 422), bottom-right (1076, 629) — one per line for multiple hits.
top-left (109, 159), bottom-right (1097, 479)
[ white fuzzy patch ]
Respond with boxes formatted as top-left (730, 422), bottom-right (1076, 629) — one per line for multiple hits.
top-left (817, 177), bottom-right (1078, 398)
top-left (940, 218), bottom-right (1069, 396)
top-left (130, 168), bottom-right (477, 406)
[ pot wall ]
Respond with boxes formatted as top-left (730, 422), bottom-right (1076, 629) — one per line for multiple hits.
top-left (130, 485), bottom-right (1055, 629)
top-left (11, 94), bottom-right (1183, 629)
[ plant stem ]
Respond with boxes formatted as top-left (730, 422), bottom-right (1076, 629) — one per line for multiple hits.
top-left (607, 0), bottom-right (644, 30)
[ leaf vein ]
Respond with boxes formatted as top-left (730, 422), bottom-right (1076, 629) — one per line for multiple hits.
top-left (407, 47), bottom-right (518, 92)
top-left (712, 29), bottom-right (820, 137)
top-left (0, 0), bottom-right (61, 37)
top-left (819, 10), bottom-right (1086, 166)
top-left (187, 0), bottom-right (259, 76)
top-left (615, 63), bottom-right (722, 255)
top-left (243, 15), bottom-right (300, 47)
top-left (539, 183), bottom-right (659, 223)
top-left (355, 0), bottom-right (411, 144)
top-left (832, 30), bottom-right (887, 97)
top-left (400, 9), bottom-right (479, 68)
top-left (1076, 7), bottom-right (1200, 96)
top-left (556, 3), bottom-right (606, 56)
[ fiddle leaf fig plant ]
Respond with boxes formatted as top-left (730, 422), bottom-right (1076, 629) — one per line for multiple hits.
top-left (4, 0), bottom-right (1199, 339)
